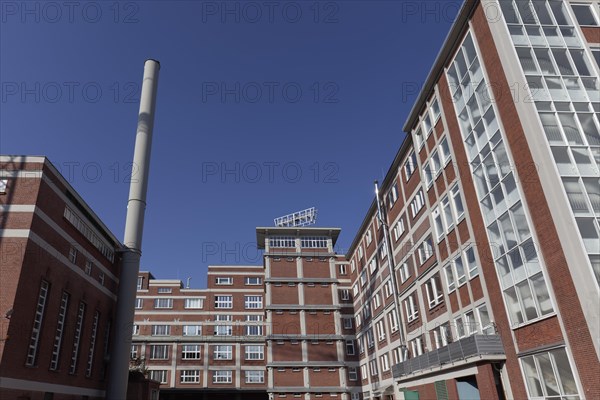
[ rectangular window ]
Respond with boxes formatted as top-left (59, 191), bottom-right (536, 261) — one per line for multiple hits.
top-left (300, 236), bottom-right (328, 248)
top-left (245, 276), bottom-right (262, 285)
top-left (477, 304), bottom-right (494, 335)
top-left (384, 280), bottom-right (393, 298)
top-left (404, 150), bottom-right (418, 180)
top-left (388, 310), bottom-right (399, 333)
top-left (215, 295), bottom-right (233, 309)
top-left (388, 183), bottom-right (399, 208)
top-left (394, 218), bottom-right (405, 240)
top-left (135, 298), bottom-right (143, 309)
top-left (157, 287), bottom-right (172, 293)
top-left (450, 184), bottom-right (465, 219)
top-left (369, 359), bottom-right (378, 376)
top-left (214, 325), bottom-right (233, 336)
top-left (410, 337), bottom-right (423, 357)
top-left (214, 345), bottom-right (232, 360)
top-left (245, 345), bottom-right (264, 360)
top-left (181, 370), bottom-right (200, 383)
top-left (85, 260), bottom-right (93, 276)
top-left (418, 236), bottom-right (434, 265)
top-left (411, 190), bottom-right (425, 218)
top-left (213, 370), bottom-right (233, 383)
top-left (245, 325), bottom-right (263, 336)
top-left (150, 345), bottom-right (169, 360)
top-left (85, 311), bottom-right (99, 377)
top-left (136, 276), bottom-right (144, 290)
top-left (154, 298), bottom-right (173, 309)
top-left (444, 264), bottom-right (456, 292)
top-left (348, 367), bottom-right (358, 381)
top-left (269, 236), bottom-right (296, 248)
top-left (26, 280), bottom-right (50, 366)
top-left (68, 246), bottom-right (77, 264)
top-left (49, 291), bottom-right (69, 371)
top-left (132, 324), bottom-right (140, 336)
top-left (69, 302), bottom-right (85, 374)
top-left (245, 295), bottom-right (263, 309)
top-left (369, 258), bottom-right (377, 275)
top-left (465, 247), bottom-right (479, 278)
top-left (184, 298), bottom-right (203, 309)
top-left (151, 325), bottom-right (170, 336)
top-left (434, 322), bottom-right (452, 349)
top-left (149, 370), bottom-right (167, 384)
top-left (520, 348), bottom-right (579, 399)
top-left (339, 264), bottom-right (347, 275)
top-left (380, 353), bottom-right (390, 372)
top-left (216, 277), bottom-right (233, 285)
top-left (376, 320), bottom-right (386, 341)
top-left (182, 325), bottom-right (202, 336)
top-left (245, 370), bottom-right (265, 383)
top-left (440, 137), bottom-right (451, 163)
top-left (0, 179), bottom-right (7, 193)
top-left (399, 262), bottom-right (411, 283)
top-left (345, 340), bottom-right (355, 355)
top-left (366, 329), bottom-right (375, 348)
top-left (426, 274), bottom-right (444, 308)
top-left (181, 344), bottom-right (201, 360)
top-left (404, 292), bottom-right (419, 322)
top-left (340, 289), bottom-right (350, 301)
top-left (572, 3), bottom-right (599, 26)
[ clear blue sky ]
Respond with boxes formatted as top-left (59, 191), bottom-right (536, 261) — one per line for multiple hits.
top-left (1, 1), bottom-right (459, 288)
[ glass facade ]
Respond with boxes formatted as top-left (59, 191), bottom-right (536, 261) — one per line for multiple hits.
top-left (500, 0), bottom-right (600, 286)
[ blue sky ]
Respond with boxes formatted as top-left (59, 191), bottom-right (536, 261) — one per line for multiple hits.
top-left (1, 1), bottom-right (458, 288)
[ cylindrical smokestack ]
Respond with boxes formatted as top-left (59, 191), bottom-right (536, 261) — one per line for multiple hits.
top-left (107, 59), bottom-right (160, 400)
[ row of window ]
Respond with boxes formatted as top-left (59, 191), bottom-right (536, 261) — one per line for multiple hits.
top-left (26, 280), bottom-right (105, 379)
top-left (215, 276), bottom-right (262, 285)
top-left (139, 344), bottom-right (265, 361)
top-left (135, 295), bottom-right (264, 310)
top-left (68, 246), bottom-right (106, 286)
top-left (268, 236), bottom-right (329, 248)
top-left (148, 369), bottom-right (265, 384)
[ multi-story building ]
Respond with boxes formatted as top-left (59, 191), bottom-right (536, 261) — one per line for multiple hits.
top-left (348, 0), bottom-right (600, 399)
top-left (256, 227), bottom-right (360, 400)
top-left (132, 265), bottom-right (267, 400)
top-left (0, 156), bottom-right (124, 399)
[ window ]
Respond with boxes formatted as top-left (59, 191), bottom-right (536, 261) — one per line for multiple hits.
top-left (450, 184), bottom-right (465, 219)
top-left (149, 370), bottom-right (167, 384)
top-left (425, 274), bottom-right (444, 308)
top-left (213, 370), bottom-right (233, 383)
top-left (388, 310), bottom-right (399, 333)
top-left (477, 304), bottom-right (494, 335)
top-left (216, 277), bottom-right (233, 285)
top-left (245, 295), bottom-right (263, 309)
top-left (49, 291), bottom-right (69, 371)
top-left (346, 340), bottom-right (355, 355)
top-left (404, 150), bottom-right (418, 180)
top-left (433, 322), bottom-right (452, 349)
top-left (245, 345), bottom-right (264, 360)
top-left (245, 276), bottom-right (262, 285)
top-left (369, 359), bottom-right (378, 376)
top-left (85, 311), bottom-right (99, 377)
top-left (245, 370), bottom-right (265, 383)
top-left (388, 183), bottom-right (399, 208)
top-left (410, 336), bottom-right (423, 357)
top-left (68, 246), bottom-right (77, 264)
top-left (380, 353), bottom-right (390, 372)
top-left (399, 262), bottom-right (411, 283)
top-left (269, 236), bottom-right (295, 248)
top-left (352, 283), bottom-right (359, 297)
top-left (135, 298), bottom-right (143, 309)
top-left (373, 293), bottom-right (381, 309)
top-left (348, 367), bottom-right (358, 381)
top-left (440, 137), bottom-right (451, 163)
top-left (366, 329), bottom-right (375, 348)
top-left (339, 264), bottom-right (347, 275)
top-left (136, 276), bottom-right (144, 290)
top-left (0, 179), bottom-right (7, 193)
top-left (301, 236), bottom-right (328, 248)
top-left (214, 345), bottom-right (232, 360)
top-left (431, 97), bottom-right (441, 121)
top-left (154, 298), bottom-right (173, 309)
top-left (26, 280), bottom-right (50, 366)
top-left (157, 287), bottom-right (172, 293)
top-left (520, 348), bottom-right (579, 400)
top-left (433, 207), bottom-right (444, 241)
top-left (404, 292), bottom-right (419, 322)
top-left (376, 320), bottom-right (386, 341)
top-left (423, 113), bottom-right (433, 135)
top-left (340, 289), bottom-right (350, 301)
top-left (424, 161), bottom-right (434, 188)
top-left (152, 325), bottom-right (170, 336)
top-left (369, 258), bottom-right (377, 275)
top-left (215, 295), bottom-right (232, 309)
top-left (214, 325), bottom-right (232, 336)
top-left (184, 298), bottom-right (203, 309)
top-left (69, 302), bottom-right (85, 374)
top-left (444, 264), bottom-right (456, 292)
top-left (181, 345), bottom-right (201, 360)
top-left (246, 325), bottom-right (263, 336)
top-left (132, 324), bottom-right (139, 336)
top-left (465, 247), bottom-right (479, 278)
top-left (150, 345), bottom-right (169, 360)
top-left (360, 270), bottom-right (367, 287)
top-left (358, 245), bottom-right (364, 259)
top-left (417, 236), bottom-right (434, 265)
top-left (361, 364), bottom-right (368, 380)
top-left (182, 325), bottom-right (202, 336)
top-left (384, 280), bottom-right (393, 298)
top-left (181, 370), bottom-right (200, 383)
top-left (393, 218), bottom-right (405, 240)
top-left (98, 272), bottom-right (105, 286)
top-left (63, 207), bottom-right (115, 262)
top-left (85, 260), bottom-right (92, 276)
top-left (366, 229), bottom-right (373, 245)
top-left (411, 190), bottom-right (425, 218)
top-left (572, 3), bottom-right (599, 26)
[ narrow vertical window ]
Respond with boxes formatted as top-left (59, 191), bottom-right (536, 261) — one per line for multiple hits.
top-left (69, 302), bottom-right (86, 374)
top-left (26, 280), bottom-right (50, 366)
top-left (49, 291), bottom-right (70, 370)
top-left (86, 311), bottom-right (99, 377)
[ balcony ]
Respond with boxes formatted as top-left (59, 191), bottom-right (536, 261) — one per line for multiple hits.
top-left (392, 334), bottom-right (505, 379)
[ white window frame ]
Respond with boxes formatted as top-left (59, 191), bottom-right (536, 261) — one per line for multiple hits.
top-left (49, 291), bottom-right (69, 371)
top-left (425, 275), bottom-right (444, 309)
top-left (182, 325), bottom-right (202, 336)
top-left (245, 276), bottom-right (262, 285)
top-left (388, 310), bottom-right (399, 333)
top-left (244, 295), bottom-right (263, 309)
top-left (154, 298), bottom-right (173, 309)
top-left (181, 344), bottom-right (201, 360)
top-left (214, 345), bottom-right (233, 360)
top-left (215, 295), bottom-right (233, 309)
top-left (245, 345), bottom-right (264, 360)
top-left (181, 370), bottom-right (200, 383)
top-left (26, 280), bottom-right (50, 366)
top-left (184, 298), bottom-right (203, 309)
top-left (151, 325), bottom-right (171, 336)
top-left (213, 370), bottom-right (233, 383)
top-left (245, 370), bottom-right (265, 383)
top-left (399, 262), bottom-right (410, 283)
top-left (150, 345), bottom-right (169, 360)
top-left (135, 298), bottom-right (143, 309)
top-left (404, 292), bottom-right (419, 322)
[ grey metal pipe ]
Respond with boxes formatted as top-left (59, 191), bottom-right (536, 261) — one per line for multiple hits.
top-left (107, 59), bottom-right (160, 400)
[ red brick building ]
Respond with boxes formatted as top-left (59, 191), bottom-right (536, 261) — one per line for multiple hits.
top-left (0, 156), bottom-right (126, 399)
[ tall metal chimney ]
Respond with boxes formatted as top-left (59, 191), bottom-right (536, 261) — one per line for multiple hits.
top-left (107, 59), bottom-right (160, 400)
